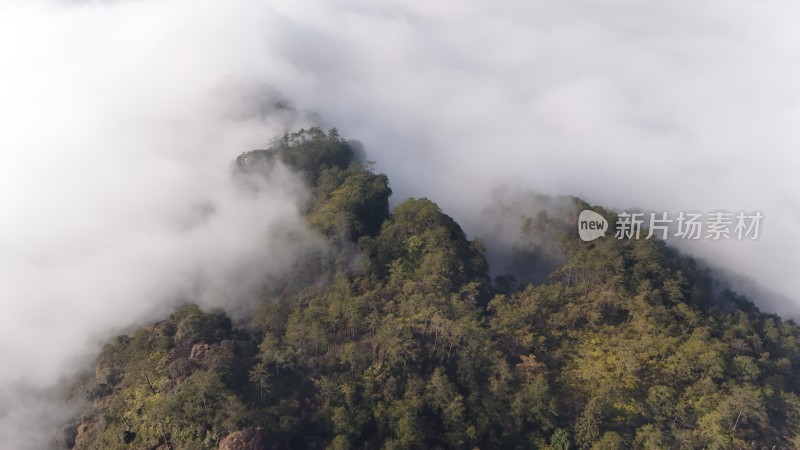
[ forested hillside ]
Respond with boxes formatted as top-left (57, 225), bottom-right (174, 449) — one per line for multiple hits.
top-left (66, 128), bottom-right (800, 449)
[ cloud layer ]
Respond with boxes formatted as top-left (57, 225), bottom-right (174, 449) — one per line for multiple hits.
top-left (0, 1), bottom-right (313, 447)
top-left (1, 0), bottom-right (799, 447)
top-left (264, 0), bottom-right (800, 315)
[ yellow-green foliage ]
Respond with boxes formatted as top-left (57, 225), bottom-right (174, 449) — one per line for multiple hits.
top-left (69, 129), bottom-right (800, 450)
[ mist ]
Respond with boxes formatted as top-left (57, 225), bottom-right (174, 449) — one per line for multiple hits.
top-left (2, 0), bottom-right (799, 447)
top-left (263, 0), bottom-right (800, 317)
top-left (0, 1), bottom-right (318, 447)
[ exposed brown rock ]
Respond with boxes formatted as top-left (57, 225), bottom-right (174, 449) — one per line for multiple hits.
top-left (72, 422), bottom-right (91, 449)
top-left (218, 428), bottom-right (284, 450)
top-left (189, 342), bottom-right (213, 361)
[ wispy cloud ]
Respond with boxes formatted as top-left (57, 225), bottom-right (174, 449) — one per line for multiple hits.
top-left (1, 0), bottom-right (799, 447)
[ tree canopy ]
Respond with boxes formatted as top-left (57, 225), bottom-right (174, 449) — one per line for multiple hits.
top-left (66, 128), bottom-right (800, 450)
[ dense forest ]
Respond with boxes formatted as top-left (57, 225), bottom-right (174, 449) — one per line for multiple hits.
top-left (65, 128), bottom-right (800, 449)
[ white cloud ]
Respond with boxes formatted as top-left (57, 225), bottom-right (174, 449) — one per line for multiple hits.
top-left (2, 0), bottom-right (800, 446)
top-left (0, 1), bottom-right (311, 447)
top-left (262, 0), bottom-right (800, 315)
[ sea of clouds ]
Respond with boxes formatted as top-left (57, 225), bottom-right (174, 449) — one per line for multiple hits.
top-left (1, 0), bottom-right (799, 447)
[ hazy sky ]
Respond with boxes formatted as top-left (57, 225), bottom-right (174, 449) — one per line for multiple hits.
top-left (1, 0), bottom-right (799, 447)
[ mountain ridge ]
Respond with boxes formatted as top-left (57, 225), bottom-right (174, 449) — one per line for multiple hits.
top-left (64, 128), bottom-right (800, 449)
